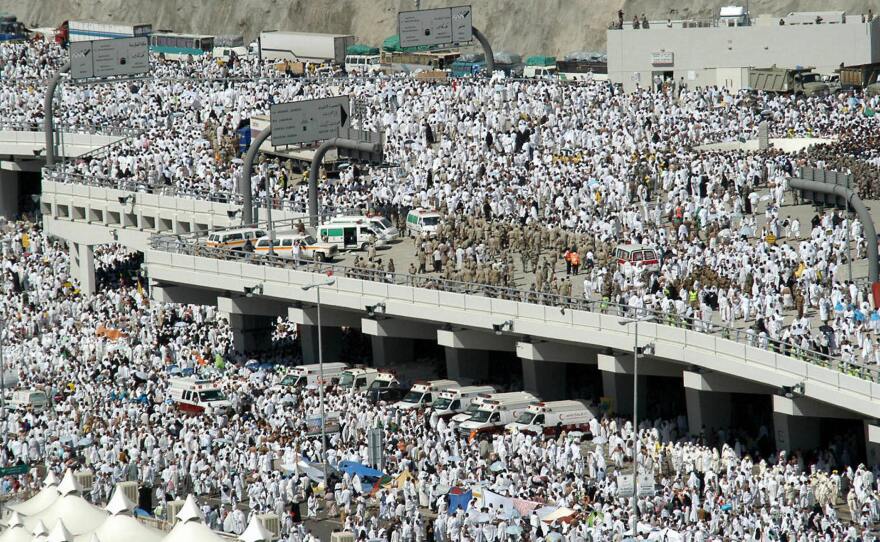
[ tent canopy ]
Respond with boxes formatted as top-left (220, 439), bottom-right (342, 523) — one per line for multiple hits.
top-left (338, 461), bottom-right (383, 479)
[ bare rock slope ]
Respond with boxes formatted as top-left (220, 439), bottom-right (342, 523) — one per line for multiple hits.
top-left (5, 0), bottom-right (880, 55)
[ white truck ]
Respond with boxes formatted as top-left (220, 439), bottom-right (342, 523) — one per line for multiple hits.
top-left (278, 362), bottom-right (349, 388)
top-left (458, 392), bottom-right (538, 436)
top-left (6, 389), bottom-right (50, 412)
top-left (338, 367), bottom-right (399, 391)
top-left (394, 379), bottom-right (459, 410)
top-left (68, 20), bottom-right (152, 42)
top-left (168, 378), bottom-right (231, 414)
top-left (431, 386), bottom-right (495, 419)
top-left (259, 31), bottom-right (355, 64)
top-left (506, 400), bottom-right (596, 436)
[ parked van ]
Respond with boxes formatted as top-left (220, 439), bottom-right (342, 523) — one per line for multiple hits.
top-left (253, 231), bottom-right (338, 262)
top-left (279, 363), bottom-right (349, 388)
top-left (506, 400), bottom-right (595, 436)
top-left (168, 378), bottom-right (231, 414)
top-left (405, 208), bottom-right (442, 238)
top-left (458, 391), bottom-right (538, 435)
top-left (431, 386), bottom-right (495, 419)
top-left (317, 221), bottom-right (387, 251)
top-left (614, 243), bottom-right (660, 272)
top-left (338, 367), bottom-right (390, 391)
top-left (329, 215), bottom-right (399, 241)
top-left (367, 371), bottom-right (400, 391)
top-left (206, 227), bottom-right (267, 250)
top-left (394, 379), bottom-right (459, 410)
top-left (6, 389), bottom-right (50, 412)
top-left (345, 54), bottom-right (381, 75)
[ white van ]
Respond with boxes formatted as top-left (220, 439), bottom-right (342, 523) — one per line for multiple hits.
top-left (329, 215), bottom-right (400, 241)
top-left (432, 386), bottom-right (496, 419)
top-left (405, 208), bottom-right (442, 238)
top-left (279, 363), bottom-right (349, 388)
top-left (506, 400), bottom-right (596, 436)
top-left (6, 389), bottom-right (50, 412)
top-left (253, 231), bottom-right (338, 262)
top-left (206, 227), bottom-right (267, 251)
top-left (614, 243), bottom-right (660, 272)
top-left (168, 378), bottom-right (231, 414)
top-left (345, 54), bottom-right (381, 75)
top-left (458, 391), bottom-right (538, 436)
top-left (394, 379), bottom-right (459, 410)
top-left (213, 46), bottom-right (248, 62)
top-left (367, 371), bottom-right (400, 391)
top-left (317, 220), bottom-right (387, 251)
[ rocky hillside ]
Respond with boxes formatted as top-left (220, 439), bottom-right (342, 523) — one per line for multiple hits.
top-left (4, 0), bottom-right (880, 55)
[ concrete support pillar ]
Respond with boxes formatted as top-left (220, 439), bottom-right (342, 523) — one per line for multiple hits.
top-left (685, 388), bottom-right (732, 436)
top-left (772, 411), bottom-right (820, 453)
top-left (865, 422), bottom-right (880, 467)
top-left (67, 241), bottom-right (96, 295)
top-left (371, 336), bottom-right (415, 366)
top-left (444, 347), bottom-right (489, 381)
top-left (300, 324), bottom-right (345, 364)
top-left (224, 313), bottom-right (276, 355)
top-left (521, 359), bottom-right (566, 400)
top-left (0, 170), bottom-right (19, 219)
top-left (601, 371), bottom-right (647, 418)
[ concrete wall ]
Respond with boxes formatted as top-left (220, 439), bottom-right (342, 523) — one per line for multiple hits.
top-left (0, 130), bottom-right (123, 158)
top-left (608, 19), bottom-right (880, 91)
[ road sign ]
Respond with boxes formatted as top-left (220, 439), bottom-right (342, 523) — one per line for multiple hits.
top-left (0, 464), bottom-right (30, 476)
top-left (398, 5), bottom-right (473, 48)
top-left (270, 96), bottom-right (351, 147)
top-left (70, 37), bottom-right (149, 80)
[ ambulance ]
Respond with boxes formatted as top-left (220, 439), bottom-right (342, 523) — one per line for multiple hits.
top-left (506, 400), bottom-right (595, 436)
top-left (206, 227), bottom-right (267, 250)
top-left (338, 367), bottom-right (398, 391)
top-left (168, 378), bottom-right (231, 414)
top-left (458, 391), bottom-right (538, 435)
top-left (329, 215), bottom-right (400, 242)
top-left (317, 220), bottom-right (387, 251)
top-left (253, 232), bottom-right (338, 262)
top-left (278, 363), bottom-right (349, 388)
top-left (614, 243), bottom-right (660, 272)
top-left (431, 386), bottom-right (495, 419)
top-left (404, 208), bottom-right (442, 238)
top-left (367, 371), bottom-right (400, 391)
top-left (393, 379), bottom-right (459, 410)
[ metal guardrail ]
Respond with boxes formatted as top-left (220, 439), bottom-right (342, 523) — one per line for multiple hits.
top-left (148, 233), bottom-right (880, 385)
top-left (0, 122), bottom-right (139, 137)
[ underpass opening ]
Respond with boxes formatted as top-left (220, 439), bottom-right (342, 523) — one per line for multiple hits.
top-left (646, 375), bottom-right (687, 420)
top-left (566, 363), bottom-right (602, 404)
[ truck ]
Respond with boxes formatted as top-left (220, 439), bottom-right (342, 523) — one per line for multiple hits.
top-left (0, 14), bottom-right (27, 42)
top-left (748, 66), bottom-right (830, 96)
top-left (556, 55), bottom-right (607, 82)
top-left (837, 63), bottom-right (880, 93)
top-left (506, 400), bottom-right (596, 436)
top-left (259, 31), bottom-right (354, 64)
top-left (66, 20), bottom-right (152, 43)
top-left (458, 391), bottom-right (539, 436)
top-left (344, 44), bottom-right (381, 75)
top-left (451, 53), bottom-right (485, 78)
top-left (393, 379), bottom-right (459, 410)
top-left (5, 389), bottom-right (50, 412)
top-left (213, 34), bottom-right (248, 62)
top-left (431, 386), bottom-right (495, 419)
top-left (523, 56), bottom-right (557, 78)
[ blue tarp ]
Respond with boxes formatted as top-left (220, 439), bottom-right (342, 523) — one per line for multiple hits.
top-left (448, 489), bottom-right (472, 514)
top-left (338, 460), bottom-right (384, 479)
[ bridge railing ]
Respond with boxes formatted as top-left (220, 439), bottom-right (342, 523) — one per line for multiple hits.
top-left (148, 233), bottom-right (878, 384)
top-left (0, 121), bottom-right (139, 137)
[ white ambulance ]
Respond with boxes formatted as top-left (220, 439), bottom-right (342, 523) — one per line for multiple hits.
top-left (431, 386), bottom-right (495, 419)
top-left (393, 379), bottom-right (459, 410)
top-left (168, 378), bottom-right (231, 414)
top-left (338, 367), bottom-right (397, 391)
top-left (278, 363), bottom-right (349, 389)
top-left (458, 391), bottom-right (538, 436)
top-left (506, 400), bottom-right (596, 436)
top-left (404, 208), bottom-right (442, 238)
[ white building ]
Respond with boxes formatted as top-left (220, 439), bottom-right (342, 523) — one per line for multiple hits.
top-left (607, 9), bottom-right (880, 92)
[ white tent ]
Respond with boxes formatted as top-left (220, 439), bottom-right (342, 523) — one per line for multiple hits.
top-left (31, 519), bottom-right (49, 542)
top-left (0, 511), bottom-right (31, 542)
top-left (162, 495), bottom-right (226, 542)
top-left (46, 519), bottom-right (73, 542)
top-left (239, 516), bottom-right (273, 542)
top-left (71, 487), bottom-right (163, 542)
top-left (7, 471), bottom-right (61, 517)
top-left (24, 471), bottom-right (108, 536)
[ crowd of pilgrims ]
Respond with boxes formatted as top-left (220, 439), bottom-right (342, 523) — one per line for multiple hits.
top-left (0, 219), bottom-right (880, 541)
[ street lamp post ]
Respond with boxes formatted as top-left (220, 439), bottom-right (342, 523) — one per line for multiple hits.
top-left (301, 275), bottom-right (336, 486)
top-left (618, 311), bottom-right (656, 537)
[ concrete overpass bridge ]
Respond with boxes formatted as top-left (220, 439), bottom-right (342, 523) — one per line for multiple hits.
top-left (139, 231), bottom-right (880, 462)
top-left (33, 170), bottom-right (880, 463)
